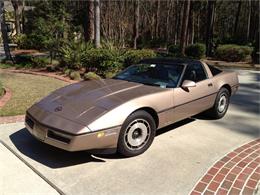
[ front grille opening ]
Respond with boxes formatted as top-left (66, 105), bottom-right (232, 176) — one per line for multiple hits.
top-left (47, 130), bottom-right (71, 144)
top-left (25, 116), bottom-right (34, 129)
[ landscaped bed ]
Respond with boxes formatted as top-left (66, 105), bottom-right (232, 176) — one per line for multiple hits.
top-left (0, 70), bottom-right (67, 116)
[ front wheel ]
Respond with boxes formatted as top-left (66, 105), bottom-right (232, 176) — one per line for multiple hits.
top-left (207, 88), bottom-right (230, 119)
top-left (117, 110), bottom-right (156, 157)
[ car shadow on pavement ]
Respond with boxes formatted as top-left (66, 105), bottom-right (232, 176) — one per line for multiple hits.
top-left (96, 118), bottom-right (195, 159)
top-left (230, 83), bottom-right (260, 114)
top-left (156, 118), bottom-right (195, 136)
top-left (9, 128), bottom-right (105, 169)
top-left (9, 119), bottom-right (196, 163)
top-left (193, 79), bottom-right (260, 137)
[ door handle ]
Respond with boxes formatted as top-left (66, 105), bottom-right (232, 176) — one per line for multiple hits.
top-left (208, 83), bottom-right (213, 87)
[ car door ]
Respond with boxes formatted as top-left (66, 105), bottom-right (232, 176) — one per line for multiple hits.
top-left (172, 62), bottom-right (216, 122)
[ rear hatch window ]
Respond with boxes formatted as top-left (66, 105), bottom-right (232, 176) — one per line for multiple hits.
top-left (208, 64), bottom-right (222, 76)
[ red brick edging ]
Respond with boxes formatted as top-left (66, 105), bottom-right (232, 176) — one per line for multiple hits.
top-left (0, 87), bottom-right (12, 108)
top-left (7, 69), bottom-right (77, 84)
top-left (0, 115), bottom-right (25, 124)
top-left (190, 139), bottom-right (260, 195)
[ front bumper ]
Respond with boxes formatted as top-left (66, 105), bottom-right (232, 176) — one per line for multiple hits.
top-left (25, 115), bottom-right (121, 152)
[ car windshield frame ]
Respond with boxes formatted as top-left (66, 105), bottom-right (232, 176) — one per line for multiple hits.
top-left (113, 63), bottom-right (185, 89)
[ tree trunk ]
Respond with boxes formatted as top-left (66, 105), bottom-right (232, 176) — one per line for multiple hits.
top-left (246, 0), bottom-right (251, 41)
top-left (206, 0), bottom-right (216, 57)
top-left (174, 0), bottom-right (179, 45)
top-left (166, 0), bottom-right (171, 42)
top-left (133, 0), bottom-right (140, 49)
top-left (234, 1), bottom-right (242, 36)
top-left (191, 10), bottom-right (194, 44)
top-left (155, 0), bottom-right (160, 38)
top-left (11, 0), bottom-right (23, 35)
top-left (107, 0), bottom-right (111, 39)
top-left (0, 1), bottom-right (12, 61)
top-left (94, 0), bottom-right (100, 48)
top-left (197, 12), bottom-right (200, 42)
top-left (83, 0), bottom-right (94, 42)
top-left (180, 0), bottom-right (191, 55)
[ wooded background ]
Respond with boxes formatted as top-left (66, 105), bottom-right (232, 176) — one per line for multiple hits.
top-left (6, 0), bottom-right (259, 53)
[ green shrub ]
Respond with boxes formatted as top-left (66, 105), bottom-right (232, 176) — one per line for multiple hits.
top-left (83, 48), bottom-right (124, 73)
top-left (14, 54), bottom-right (32, 65)
top-left (83, 72), bottom-right (101, 80)
top-left (14, 55), bottom-right (50, 68)
top-left (31, 57), bottom-right (50, 67)
top-left (69, 71), bottom-right (81, 80)
top-left (168, 45), bottom-right (181, 57)
top-left (123, 49), bottom-right (156, 67)
top-left (251, 39), bottom-right (259, 64)
top-left (105, 71), bottom-right (117, 79)
top-left (0, 63), bottom-right (14, 69)
top-left (59, 41), bottom-right (93, 69)
top-left (0, 81), bottom-right (4, 97)
top-left (252, 47), bottom-right (260, 64)
top-left (216, 44), bottom-right (253, 62)
top-left (11, 34), bottom-right (28, 49)
top-left (46, 65), bottom-right (56, 72)
top-left (185, 43), bottom-right (206, 59)
top-left (64, 68), bottom-right (72, 76)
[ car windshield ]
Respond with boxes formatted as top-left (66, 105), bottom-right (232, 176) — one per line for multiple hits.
top-left (113, 63), bottom-right (184, 88)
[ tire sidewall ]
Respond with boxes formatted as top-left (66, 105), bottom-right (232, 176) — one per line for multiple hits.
top-left (214, 88), bottom-right (230, 118)
top-left (117, 111), bottom-right (156, 157)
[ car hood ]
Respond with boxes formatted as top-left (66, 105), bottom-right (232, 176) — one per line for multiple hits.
top-left (34, 79), bottom-right (159, 127)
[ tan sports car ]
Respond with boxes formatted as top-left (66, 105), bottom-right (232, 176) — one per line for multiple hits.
top-left (25, 58), bottom-right (239, 157)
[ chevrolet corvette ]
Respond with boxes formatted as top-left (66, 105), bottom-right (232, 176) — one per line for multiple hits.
top-left (25, 58), bottom-right (239, 156)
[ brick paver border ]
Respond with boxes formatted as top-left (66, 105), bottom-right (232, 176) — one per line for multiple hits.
top-left (7, 69), bottom-right (77, 84)
top-left (0, 69), bottom-right (76, 124)
top-left (190, 139), bottom-right (260, 195)
top-left (0, 115), bottom-right (25, 124)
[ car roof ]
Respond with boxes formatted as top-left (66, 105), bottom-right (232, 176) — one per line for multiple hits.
top-left (139, 58), bottom-right (201, 65)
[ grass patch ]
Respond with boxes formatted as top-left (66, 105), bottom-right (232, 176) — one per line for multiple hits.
top-left (0, 71), bottom-right (67, 116)
top-left (0, 63), bottom-right (14, 69)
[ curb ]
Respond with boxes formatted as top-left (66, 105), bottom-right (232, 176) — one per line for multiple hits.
top-left (0, 140), bottom-right (65, 195)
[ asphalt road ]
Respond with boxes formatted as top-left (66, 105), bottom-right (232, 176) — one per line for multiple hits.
top-left (0, 69), bottom-right (259, 195)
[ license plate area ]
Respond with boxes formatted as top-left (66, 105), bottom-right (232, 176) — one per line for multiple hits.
top-left (25, 116), bottom-right (34, 129)
top-left (33, 124), bottom-right (47, 141)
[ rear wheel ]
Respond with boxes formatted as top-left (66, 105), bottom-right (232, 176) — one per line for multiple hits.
top-left (207, 88), bottom-right (230, 119)
top-left (117, 110), bottom-right (156, 157)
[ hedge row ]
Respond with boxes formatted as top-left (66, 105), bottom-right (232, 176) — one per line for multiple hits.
top-left (168, 43), bottom-right (253, 62)
top-left (215, 44), bottom-right (253, 62)
top-left (168, 43), bottom-right (206, 59)
top-left (59, 42), bottom-right (156, 75)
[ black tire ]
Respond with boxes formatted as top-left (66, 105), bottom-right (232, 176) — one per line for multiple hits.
top-left (207, 87), bottom-right (230, 119)
top-left (117, 110), bottom-right (156, 157)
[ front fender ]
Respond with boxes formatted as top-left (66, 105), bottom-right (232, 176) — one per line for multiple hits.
top-left (88, 89), bottom-right (173, 131)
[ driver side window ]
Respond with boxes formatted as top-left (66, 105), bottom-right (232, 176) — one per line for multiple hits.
top-left (182, 63), bottom-right (207, 83)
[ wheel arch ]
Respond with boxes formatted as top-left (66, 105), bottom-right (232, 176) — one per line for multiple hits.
top-left (220, 84), bottom-right (231, 96)
top-left (133, 107), bottom-right (159, 128)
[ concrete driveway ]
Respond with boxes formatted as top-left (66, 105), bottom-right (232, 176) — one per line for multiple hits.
top-left (0, 69), bottom-right (259, 195)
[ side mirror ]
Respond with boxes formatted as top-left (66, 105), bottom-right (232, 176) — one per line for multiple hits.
top-left (181, 80), bottom-right (196, 89)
